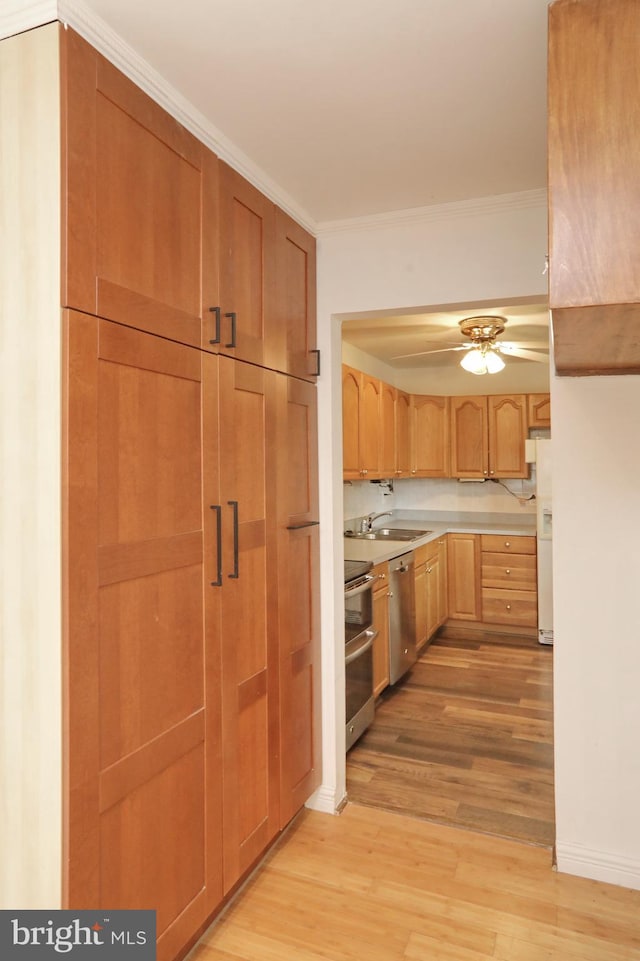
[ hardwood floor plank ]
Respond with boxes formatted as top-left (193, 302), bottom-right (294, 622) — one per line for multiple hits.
top-left (347, 630), bottom-right (555, 846)
top-left (190, 806), bottom-right (640, 961)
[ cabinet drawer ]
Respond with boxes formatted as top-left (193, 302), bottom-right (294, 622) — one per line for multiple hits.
top-left (372, 561), bottom-right (390, 595)
top-left (482, 552), bottom-right (537, 590)
top-left (482, 588), bottom-right (537, 628)
top-left (481, 534), bottom-right (536, 555)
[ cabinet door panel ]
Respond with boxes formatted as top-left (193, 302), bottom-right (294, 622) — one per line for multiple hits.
top-left (412, 394), bottom-right (450, 477)
top-left (447, 533), bottom-right (481, 621)
top-left (395, 390), bottom-right (411, 475)
top-left (218, 358), bottom-right (279, 890)
top-left (359, 374), bottom-right (382, 475)
top-left (64, 313), bottom-right (222, 961)
top-left (62, 28), bottom-right (217, 347)
top-left (450, 396), bottom-right (487, 477)
top-left (488, 395), bottom-right (528, 478)
top-left (218, 163), bottom-right (277, 368)
top-left (277, 376), bottom-right (321, 826)
top-left (528, 393), bottom-right (551, 428)
top-left (380, 382), bottom-right (397, 476)
top-left (342, 365), bottom-right (361, 479)
top-left (275, 209), bottom-right (317, 380)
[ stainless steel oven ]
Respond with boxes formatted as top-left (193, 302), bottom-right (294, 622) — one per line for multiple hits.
top-left (344, 560), bottom-right (376, 751)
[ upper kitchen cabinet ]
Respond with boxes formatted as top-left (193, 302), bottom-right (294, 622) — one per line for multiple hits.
top-left (411, 394), bottom-right (450, 477)
top-left (528, 393), bottom-right (551, 428)
top-left (379, 382), bottom-right (397, 477)
top-left (62, 28), bottom-right (218, 347)
top-left (217, 162), bottom-right (278, 368)
top-left (548, 0), bottom-right (640, 374)
top-left (342, 366), bottom-right (382, 479)
top-left (450, 394), bottom-right (528, 479)
top-left (274, 209), bottom-right (319, 382)
top-left (395, 390), bottom-right (412, 476)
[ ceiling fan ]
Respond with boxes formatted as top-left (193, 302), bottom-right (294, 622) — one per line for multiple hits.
top-left (391, 314), bottom-right (549, 374)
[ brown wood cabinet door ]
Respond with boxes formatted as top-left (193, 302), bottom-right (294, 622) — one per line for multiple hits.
top-left (450, 396), bottom-right (488, 478)
top-left (62, 28), bottom-right (218, 348)
top-left (342, 365), bottom-right (361, 479)
top-left (63, 313), bottom-right (222, 961)
top-left (447, 533), bottom-right (481, 621)
top-left (372, 582), bottom-right (390, 695)
top-left (275, 208), bottom-right (318, 381)
top-left (276, 376), bottom-right (321, 828)
top-left (412, 394), bottom-right (450, 477)
top-left (436, 538), bottom-right (448, 628)
top-left (395, 390), bottom-right (411, 476)
top-left (488, 395), bottom-right (528, 478)
top-left (359, 373), bottom-right (382, 477)
top-left (380, 382), bottom-right (397, 476)
top-left (528, 393), bottom-right (551, 428)
top-left (218, 162), bottom-right (277, 369)
top-left (217, 357), bottom-right (280, 891)
top-left (414, 556), bottom-right (428, 652)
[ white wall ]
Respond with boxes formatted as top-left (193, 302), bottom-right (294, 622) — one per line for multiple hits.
top-left (312, 190), bottom-right (548, 813)
top-left (552, 372), bottom-right (640, 889)
top-left (0, 25), bottom-right (62, 908)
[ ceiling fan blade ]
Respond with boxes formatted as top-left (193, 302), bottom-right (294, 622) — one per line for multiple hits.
top-left (500, 347), bottom-right (549, 363)
top-left (391, 345), bottom-right (467, 360)
top-left (499, 340), bottom-right (549, 350)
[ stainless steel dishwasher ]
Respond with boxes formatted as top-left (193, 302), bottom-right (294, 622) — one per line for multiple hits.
top-left (388, 551), bottom-right (417, 683)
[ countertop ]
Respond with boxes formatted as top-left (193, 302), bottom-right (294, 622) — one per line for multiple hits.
top-left (343, 511), bottom-right (537, 565)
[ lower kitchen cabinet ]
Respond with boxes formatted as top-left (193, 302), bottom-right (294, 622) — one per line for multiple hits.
top-left (447, 532), bottom-right (482, 621)
top-left (372, 562), bottom-right (391, 695)
top-left (416, 538), bottom-right (449, 649)
top-left (64, 313), bottom-right (320, 961)
top-left (481, 534), bottom-right (537, 629)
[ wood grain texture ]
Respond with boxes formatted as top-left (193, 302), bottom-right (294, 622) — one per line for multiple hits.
top-left (189, 803), bottom-right (640, 961)
top-left (347, 627), bottom-right (555, 848)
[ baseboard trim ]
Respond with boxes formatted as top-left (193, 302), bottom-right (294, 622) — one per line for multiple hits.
top-left (305, 784), bottom-right (346, 816)
top-left (556, 841), bottom-right (640, 891)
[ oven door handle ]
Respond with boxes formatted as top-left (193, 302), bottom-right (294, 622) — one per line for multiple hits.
top-left (345, 629), bottom-right (377, 665)
top-left (344, 574), bottom-right (375, 598)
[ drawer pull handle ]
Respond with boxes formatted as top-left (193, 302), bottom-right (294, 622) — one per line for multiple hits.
top-left (506, 569), bottom-right (511, 575)
top-left (506, 604), bottom-right (512, 611)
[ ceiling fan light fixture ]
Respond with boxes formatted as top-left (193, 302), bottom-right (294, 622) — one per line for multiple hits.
top-left (459, 345), bottom-right (505, 375)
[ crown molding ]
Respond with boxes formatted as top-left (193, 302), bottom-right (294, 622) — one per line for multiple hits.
top-left (0, 1), bottom-right (58, 39)
top-left (2, 0), bottom-right (316, 234)
top-left (316, 187), bottom-right (548, 236)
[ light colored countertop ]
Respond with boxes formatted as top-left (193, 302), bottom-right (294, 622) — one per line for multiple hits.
top-left (343, 511), bottom-right (537, 565)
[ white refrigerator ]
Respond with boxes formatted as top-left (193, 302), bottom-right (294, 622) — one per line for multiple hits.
top-left (535, 438), bottom-right (553, 644)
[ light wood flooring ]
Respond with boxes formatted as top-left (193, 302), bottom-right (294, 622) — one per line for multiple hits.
top-left (190, 803), bottom-right (640, 961)
top-left (346, 626), bottom-right (555, 847)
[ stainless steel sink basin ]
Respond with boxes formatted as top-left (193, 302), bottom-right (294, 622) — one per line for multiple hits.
top-left (344, 528), bottom-right (432, 541)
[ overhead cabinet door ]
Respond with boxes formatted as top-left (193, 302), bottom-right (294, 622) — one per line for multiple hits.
top-left (62, 28), bottom-right (218, 347)
top-left (63, 313), bottom-right (222, 961)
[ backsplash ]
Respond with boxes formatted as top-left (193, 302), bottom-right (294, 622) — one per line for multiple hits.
top-left (343, 474), bottom-right (537, 524)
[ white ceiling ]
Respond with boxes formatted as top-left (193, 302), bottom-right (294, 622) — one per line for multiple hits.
top-left (57, 0), bottom-right (550, 225)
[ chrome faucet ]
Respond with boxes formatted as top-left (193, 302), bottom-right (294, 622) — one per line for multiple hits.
top-left (364, 511), bottom-right (393, 532)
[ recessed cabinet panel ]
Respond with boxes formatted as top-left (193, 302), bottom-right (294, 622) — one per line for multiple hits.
top-left (450, 396), bottom-right (487, 477)
top-left (218, 163), bottom-right (277, 369)
top-left (412, 394), bottom-right (450, 477)
top-left (488, 394), bottom-right (528, 478)
top-left (275, 209), bottom-right (317, 381)
top-left (62, 28), bottom-right (217, 346)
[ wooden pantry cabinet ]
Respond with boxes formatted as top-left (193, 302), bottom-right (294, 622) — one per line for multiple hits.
top-left (548, 0), bottom-right (640, 374)
top-left (63, 29), bottom-right (317, 382)
top-left (7, 22), bottom-right (320, 961)
top-left (450, 394), bottom-right (528, 479)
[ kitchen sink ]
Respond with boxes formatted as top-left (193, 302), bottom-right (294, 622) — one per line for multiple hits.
top-left (344, 528), bottom-right (432, 541)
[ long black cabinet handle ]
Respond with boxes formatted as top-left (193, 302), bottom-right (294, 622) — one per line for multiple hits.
top-left (286, 521), bottom-right (320, 530)
top-left (310, 348), bottom-right (321, 377)
top-left (224, 312), bottom-right (237, 349)
top-left (228, 500), bottom-right (239, 579)
top-left (209, 505), bottom-right (223, 586)
top-left (208, 306), bottom-right (221, 345)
